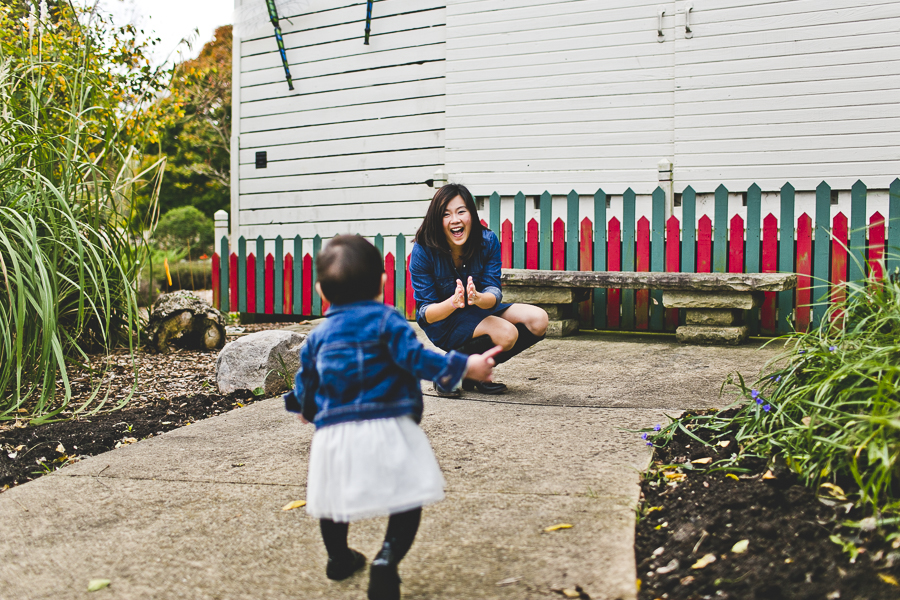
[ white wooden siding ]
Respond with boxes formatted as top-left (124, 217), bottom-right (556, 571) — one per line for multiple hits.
top-left (673, 0), bottom-right (900, 192)
top-left (235, 0), bottom-right (446, 241)
top-left (444, 0), bottom-right (677, 196)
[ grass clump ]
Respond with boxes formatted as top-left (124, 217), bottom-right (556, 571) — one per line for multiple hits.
top-left (645, 270), bottom-right (900, 531)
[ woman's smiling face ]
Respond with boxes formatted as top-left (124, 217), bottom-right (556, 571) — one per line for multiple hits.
top-left (442, 195), bottom-right (471, 251)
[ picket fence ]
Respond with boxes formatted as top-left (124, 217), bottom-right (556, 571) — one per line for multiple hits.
top-left (213, 180), bottom-right (900, 336)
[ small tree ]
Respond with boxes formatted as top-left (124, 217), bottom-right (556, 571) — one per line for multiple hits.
top-left (153, 206), bottom-right (213, 260)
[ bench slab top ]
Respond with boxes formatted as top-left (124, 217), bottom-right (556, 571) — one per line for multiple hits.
top-left (500, 269), bottom-right (797, 292)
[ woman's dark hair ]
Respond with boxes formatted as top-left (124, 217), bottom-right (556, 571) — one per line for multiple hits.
top-left (414, 183), bottom-right (484, 263)
top-left (316, 234), bottom-right (385, 305)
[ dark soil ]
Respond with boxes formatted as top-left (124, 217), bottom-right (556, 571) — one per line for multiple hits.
top-left (635, 410), bottom-right (900, 600)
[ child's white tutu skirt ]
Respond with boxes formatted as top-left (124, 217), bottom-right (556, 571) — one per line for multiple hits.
top-left (305, 415), bottom-right (445, 522)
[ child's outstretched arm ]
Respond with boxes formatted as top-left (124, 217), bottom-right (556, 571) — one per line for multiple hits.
top-left (464, 346), bottom-right (502, 382)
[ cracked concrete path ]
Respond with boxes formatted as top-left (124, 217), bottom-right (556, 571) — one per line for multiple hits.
top-left (0, 329), bottom-right (781, 600)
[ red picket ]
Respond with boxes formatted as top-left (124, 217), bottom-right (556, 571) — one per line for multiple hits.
top-left (211, 253), bottom-right (220, 309)
top-left (579, 217), bottom-right (593, 326)
top-left (635, 217), bottom-right (650, 330)
top-left (229, 253), bottom-right (238, 311)
top-left (264, 254), bottom-right (274, 315)
top-left (302, 254), bottom-right (312, 315)
top-left (480, 219), bottom-right (488, 228)
top-left (697, 215), bottom-right (712, 273)
top-left (526, 218), bottom-right (539, 269)
top-left (761, 214), bottom-right (777, 334)
top-left (729, 214), bottom-right (744, 273)
top-left (501, 219), bottom-right (513, 268)
top-left (552, 217), bottom-right (565, 270)
top-left (284, 253), bottom-right (294, 314)
top-left (830, 213), bottom-right (848, 325)
top-left (405, 254), bottom-right (415, 320)
top-left (665, 216), bottom-right (680, 330)
top-left (869, 212), bottom-right (885, 281)
top-left (384, 253), bottom-right (396, 306)
top-left (607, 217), bottom-right (621, 328)
top-left (796, 213), bottom-right (813, 331)
top-left (247, 253), bottom-right (257, 313)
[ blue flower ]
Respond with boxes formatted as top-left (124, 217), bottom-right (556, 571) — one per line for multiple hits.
top-left (829, 345), bottom-right (837, 352)
top-left (798, 349), bottom-right (805, 354)
top-left (654, 424), bottom-right (662, 432)
top-left (751, 389), bottom-right (759, 400)
top-left (763, 404), bottom-right (771, 412)
top-left (756, 398), bottom-right (764, 405)
top-left (646, 442), bottom-right (653, 446)
top-left (776, 376), bottom-right (782, 383)
top-left (641, 433), bottom-right (648, 440)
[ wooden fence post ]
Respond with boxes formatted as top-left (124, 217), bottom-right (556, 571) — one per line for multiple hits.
top-left (890, 179), bottom-right (900, 277)
top-left (293, 236), bottom-right (303, 315)
top-left (247, 253), bottom-right (257, 313)
top-left (622, 188), bottom-right (636, 330)
top-left (831, 212), bottom-right (848, 325)
top-left (635, 216), bottom-right (650, 330)
top-left (813, 181), bottom-right (831, 326)
top-left (681, 186), bottom-right (696, 274)
top-left (312, 235), bottom-right (322, 315)
top-left (567, 190), bottom-right (579, 271)
top-left (396, 234), bottom-right (406, 316)
top-left (593, 188), bottom-right (607, 329)
top-left (212, 252), bottom-right (220, 309)
top-left (384, 253), bottom-right (395, 306)
top-left (238, 236), bottom-right (247, 313)
top-left (540, 191), bottom-right (552, 270)
top-left (579, 217), bottom-right (593, 327)
top-left (275, 236), bottom-right (284, 315)
top-left (870, 212), bottom-right (885, 281)
top-left (219, 237), bottom-right (229, 313)
top-left (746, 184), bottom-right (762, 334)
top-left (284, 253), bottom-right (293, 315)
top-left (713, 184), bottom-right (728, 273)
top-left (514, 192), bottom-right (526, 269)
top-left (778, 183), bottom-right (795, 333)
top-left (552, 218), bottom-right (565, 270)
top-left (849, 180), bottom-right (867, 283)
top-left (501, 220), bottom-right (513, 268)
top-left (255, 236), bottom-right (264, 315)
top-left (526, 218), bottom-right (539, 269)
top-left (665, 215), bottom-right (680, 330)
top-left (650, 187), bottom-right (665, 330)
top-left (761, 214), bottom-right (777, 335)
top-left (697, 215), bottom-right (712, 273)
top-left (489, 192), bottom-right (501, 240)
top-left (796, 213), bottom-right (813, 331)
top-left (607, 216), bottom-right (621, 329)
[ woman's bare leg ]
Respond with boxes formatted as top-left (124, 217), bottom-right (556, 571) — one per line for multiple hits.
top-left (472, 315), bottom-right (518, 350)
top-left (497, 303), bottom-right (549, 336)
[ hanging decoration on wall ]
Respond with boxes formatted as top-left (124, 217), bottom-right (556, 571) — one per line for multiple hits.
top-left (364, 0), bottom-right (374, 45)
top-left (265, 0), bottom-right (294, 90)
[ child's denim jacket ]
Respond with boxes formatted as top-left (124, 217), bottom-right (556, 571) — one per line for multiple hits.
top-left (284, 301), bottom-right (468, 428)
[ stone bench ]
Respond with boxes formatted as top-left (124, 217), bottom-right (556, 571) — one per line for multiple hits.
top-left (500, 269), bottom-right (797, 345)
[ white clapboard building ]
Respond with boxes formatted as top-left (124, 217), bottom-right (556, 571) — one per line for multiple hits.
top-left (229, 0), bottom-right (899, 251)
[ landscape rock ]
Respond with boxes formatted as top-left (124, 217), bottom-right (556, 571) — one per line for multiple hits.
top-left (502, 286), bottom-right (588, 304)
top-left (146, 291), bottom-right (227, 354)
top-left (685, 309), bottom-right (741, 326)
top-left (676, 325), bottom-right (749, 346)
top-left (216, 330), bottom-right (307, 396)
top-left (663, 291), bottom-right (761, 310)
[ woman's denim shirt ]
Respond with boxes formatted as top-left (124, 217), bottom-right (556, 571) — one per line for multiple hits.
top-left (409, 229), bottom-right (503, 341)
top-left (284, 301), bottom-right (468, 428)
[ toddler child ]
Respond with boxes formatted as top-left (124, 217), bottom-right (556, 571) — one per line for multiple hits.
top-left (284, 234), bottom-right (499, 600)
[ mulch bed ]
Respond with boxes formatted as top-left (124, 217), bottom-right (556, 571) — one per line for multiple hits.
top-left (635, 409), bottom-right (900, 600)
top-left (0, 323), bottom-right (292, 491)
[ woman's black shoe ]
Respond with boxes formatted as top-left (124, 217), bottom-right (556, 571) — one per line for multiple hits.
top-left (461, 379), bottom-right (508, 394)
top-left (432, 381), bottom-right (461, 398)
top-left (326, 548), bottom-right (366, 581)
top-left (367, 560), bottom-right (401, 600)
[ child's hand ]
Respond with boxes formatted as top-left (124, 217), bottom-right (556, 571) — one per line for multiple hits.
top-left (464, 345), bottom-right (503, 382)
top-left (452, 279), bottom-right (466, 309)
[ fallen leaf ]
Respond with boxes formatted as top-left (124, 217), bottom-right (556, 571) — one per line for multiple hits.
top-left (561, 589), bottom-right (581, 598)
top-left (680, 575), bottom-right (695, 585)
top-left (56, 443), bottom-right (65, 454)
top-left (691, 457), bottom-right (712, 465)
top-left (717, 440), bottom-right (731, 448)
top-left (731, 539), bottom-right (749, 554)
top-left (784, 558), bottom-right (793, 564)
top-left (544, 523), bottom-right (573, 532)
top-left (646, 506), bottom-right (663, 514)
top-left (762, 470), bottom-right (776, 480)
top-left (726, 474), bottom-right (740, 481)
top-left (282, 500), bottom-right (307, 511)
top-left (877, 573), bottom-right (899, 586)
top-left (652, 546), bottom-right (665, 556)
top-left (664, 472), bottom-right (686, 481)
top-left (635, 578), bottom-right (641, 591)
top-left (691, 554), bottom-right (717, 569)
top-left (802, 416), bottom-right (812, 426)
top-left (656, 559), bottom-right (679, 574)
top-left (495, 576), bottom-right (521, 587)
top-left (87, 579), bottom-right (111, 592)
top-left (820, 483), bottom-right (847, 499)
top-left (13, 445), bottom-right (24, 452)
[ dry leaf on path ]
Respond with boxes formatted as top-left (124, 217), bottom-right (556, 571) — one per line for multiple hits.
top-left (691, 554), bottom-right (717, 569)
top-left (55, 443), bottom-right (65, 453)
top-left (561, 589), bottom-right (581, 599)
top-left (495, 576), bottom-right (521, 586)
top-left (544, 523), bottom-right (573, 532)
top-left (820, 483), bottom-right (847, 499)
top-left (691, 457), bottom-right (712, 465)
top-left (762, 470), bottom-right (776, 480)
top-left (717, 440), bottom-right (730, 448)
top-left (87, 579), bottom-right (110, 592)
top-left (877, 573), bottom-right (899, 586)
top-left (282, 500), bottom-right (307, 511)
top-left (731, 539), bottom-right (749, 554)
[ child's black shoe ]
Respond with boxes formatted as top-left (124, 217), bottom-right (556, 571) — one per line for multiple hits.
top-left (367, 558), bottom-right (401, 600)
top-left (326, 548), bottom-right (366, 581)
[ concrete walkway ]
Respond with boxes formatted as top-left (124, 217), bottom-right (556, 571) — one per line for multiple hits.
top-left (0, 329), bottom-right (782, 600)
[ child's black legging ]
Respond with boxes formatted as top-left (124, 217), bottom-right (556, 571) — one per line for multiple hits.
top-left (320, 507), bottom-right (421, 565)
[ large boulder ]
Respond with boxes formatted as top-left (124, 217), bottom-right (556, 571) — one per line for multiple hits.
top-left (216, 330), bottom-right (307, 396)
top-left (146, 291), bottom-right (227, 353)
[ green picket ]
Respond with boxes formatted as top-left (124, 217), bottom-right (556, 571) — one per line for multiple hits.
top-left (274, 235), bottom-right (284, 315)
top-left (849, 180), bottom-right (867, 283)
top-left (566, 190), bottom-right (579, 270)
top-left (813, 181), bottom-right (831, 326)
top-left (622, 188), bottom-right (636, 330)
top-left (514, 192), bottom-right (526, 269)
top-left (238, 236), bottom-right (247, 313)
top-left (593, 188), bottom-right (607, 329)
top-left (489, 192), bottom-right (501, 240)
top-left (540, 191), bottom-right (552, 270)
top-left (256, 236), bottom-right (265, 315)
top-left (746, 184), bottom-right (762, 334)
top-left (890, 179), bottom-right (900, 277)
top-left (293, 235), bottom-right (302, 315)
top-left (650, 187), bottom-right (665, 330)
top-left (219, 236), bottom-right (229, 313)
top-left (682, 186), bottom-right (696, 273)
top-left (312, 235), bottom-right (322, 315)
top-left (396, 234), bottom-right (406, 316)
top-left (778, 183), bottom-right (795, 333)
top-left (713, 184), bottom-right (728, 273)
top-left (374, 234), bottom-right (384, 258)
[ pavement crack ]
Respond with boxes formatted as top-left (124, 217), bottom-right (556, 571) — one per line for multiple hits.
top-left (61, 473), bottom-right (305, 488)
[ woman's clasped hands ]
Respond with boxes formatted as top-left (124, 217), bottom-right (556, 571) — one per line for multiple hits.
top-left (451, 276), bottom-right (488, 310)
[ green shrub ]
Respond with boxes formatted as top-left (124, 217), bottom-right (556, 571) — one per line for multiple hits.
top-left (645, 268), bottom-right (900, 525)
top-left (152, 206), bottom-right (214, 260)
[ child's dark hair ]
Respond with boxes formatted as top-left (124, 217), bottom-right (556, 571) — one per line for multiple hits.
top-left (414, 183), bottom-right (484, 264)
top-left (316, 235), bottom-right (385, 305)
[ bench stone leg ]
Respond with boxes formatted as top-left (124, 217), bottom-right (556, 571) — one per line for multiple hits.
top-left (663, 291), bottom-right (761, 346)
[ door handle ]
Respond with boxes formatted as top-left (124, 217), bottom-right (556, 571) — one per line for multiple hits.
top-left (684, 3), bottom-right (694, 38)
top-left (657, 7), bottom-right (666, 42)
